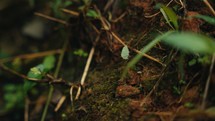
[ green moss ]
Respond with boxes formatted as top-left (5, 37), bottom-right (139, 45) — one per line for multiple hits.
top-left (69, 65), bottom-right (131, 120)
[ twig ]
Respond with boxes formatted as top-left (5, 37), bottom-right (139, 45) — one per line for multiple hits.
top-left (140, 50), bottom-right (177, 106)
top-left (178, 73), bottom-right (199, 104)
top-left (144, 0), bottom-right (174, 18)
top-left (35, 12), bottom-right (68, 25)
top-left (203, 0), bottom-right (215, 16)
top-left (104, 0), bottom-right (114, 12)
top-left (0, 63), bottom-right (72, 86)
top-left (111, 12), bottom-right (127, 23)
top-left (24, 98), bottom-right (29, 121)
top-left (0, 64), bottom-right (40, 81)
top-left (61, 9), bottom-right (79, 16)
top-left (75, 35), bottom-right (99, 100)
top-left (201, 53), bottom-right (215, 110)
top-left (54, 95), bottom-right (66, 112)
top-left (0, 49), bottom-right (62, 63)
top-left (110, 31), bottom-right (165, 66)
top-left (41, 39), bottom-right (69, 121)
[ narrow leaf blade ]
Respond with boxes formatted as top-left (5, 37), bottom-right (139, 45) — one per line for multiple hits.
top-left (162, 32), bottom-right (215, 54)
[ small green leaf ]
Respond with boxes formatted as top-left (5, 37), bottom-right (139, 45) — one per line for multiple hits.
top-left (184, 102), bottom-right (195, 108)
top-left (28, 64), bottom-right (44, 79)
top-left (86, 9), bottom-right (99, 18)
top-left (43, 55), bottom-right (56, 72)
top-left (121, 45), bottom-right (129, 60)
top-left (24, 64), bottom-right (44, 94)
top-left (160, 5), bottom-right (179, 30)
top-left (162, 32), bottom-right (215, 54)
top-left (188, 59), bottom-right (197, 66)
top-left (194, 14), bottom-right (215, 25)
top-left (30, 67), bottom-right (42, 75)
top-left (73, 49), bottom-right (88, 57)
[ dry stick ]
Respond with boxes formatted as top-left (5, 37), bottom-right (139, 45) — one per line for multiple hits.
top-left (0, 63), bottom-right (71, 85)
top-left (0, 49), bottom-right (62, 63)
top-left (178, 73), bottom-right (199, 104)
top-left (0, 64), bottom-right (40, 81)
top-left (111, 12), bottom-right (127, 23)
top-left (201, 53), bottom-right (215, 110)
top-left (110, 31), bottom-right (165, 66)
top-left (140, 50), bottom-right (177, 106)
top-left (54, 95), bottom-right (66, 112)
top-left (203, 0), bottom-right (215, 16)
top-left (24, 98), bottom-right (29, 121)
top-left (201, 1), bottom-right (215, 109)
top-left (61, 9), bottom-right (79, 16)
top-left (35, 12), bottom-right (68, 25)
top-left (75, 36), bottom-right (100, 100)
top-left (170, 72), bottom-right (200, 121)
top-left (41, 39), bottom-right (69, 121)
top-left (144, 0), bottom-right (175, 18)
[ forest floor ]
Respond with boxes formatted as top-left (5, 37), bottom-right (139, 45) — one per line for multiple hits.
top-left (0, 0), bottom-right (215, 121)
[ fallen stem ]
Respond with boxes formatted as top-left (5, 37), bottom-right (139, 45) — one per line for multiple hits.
top-left (41, 39), bottom-right (69, 121)
top-left (35, 12), bottom-right (68, 25)
top-left (0, 49), bottom-right (62, 63)
top-left (201, 53), bottom-right (215, 110)
top-left (203, 0), bottom-right (215, 16)
top-left (75, 35), bottom-right (100, 100)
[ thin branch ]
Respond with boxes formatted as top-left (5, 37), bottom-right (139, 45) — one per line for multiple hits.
top-left (61, 9), bottom-right (79, 16)
top-left (110, 31), bottom-right (165, 66)
top-left (201, 53), bottom-right (215, 110)
top-left (35, 12), bottom-right (69, 25)
top-left (75, 36), bottom-right (99, 100)
top-left (203, 0), bottom-right (215, 16)
top-left (178, 72), bottom-right (199, 104)
top-left (0, 64), bottom-right (40, 81)
top-left (0, 49), bottom-right (62, 63)
top-left (140, 50), bottom-right (177, 106)
top-left (24, 98), bottom-right (29, 121)
top-left (54, 95), bottom-right (66, 112)
top-left (144, 0), bottom-right (174, 18)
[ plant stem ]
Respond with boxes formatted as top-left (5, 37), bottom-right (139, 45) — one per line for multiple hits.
top-left (41, 39), bottom-right (69, 121)
top-left (201, 53), bottom-right (215, 110)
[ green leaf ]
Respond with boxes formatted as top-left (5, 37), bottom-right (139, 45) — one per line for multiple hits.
top-left (23, 81), bottom-right (37, 95)
top-left (121, 45), bottom-right (129, 60)
top-left (194, 14), bottom-right (215, 25)
top-left (73, 49), bottom-right (88, 57)
top-left (27, 64), bottom-right (44, 79)
top-left (86, 9), bottom-right (99, 18)
top-left (43, 55), bottom-right (56, 72)
top-left (24, 64), bottom-right (44, 94)
top-left (122, 31), bottom-right (175, 78)
top-left (184, 102), bottom-right (195, 108)
top-left (160, 5), bottom-right (179, 30)
top-left (188, 59), bottom-right (197, 66)
top-left (162, 32), bottom-right (215, 54)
